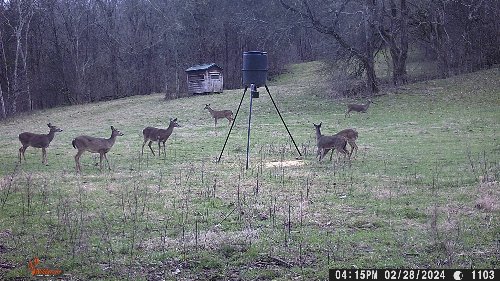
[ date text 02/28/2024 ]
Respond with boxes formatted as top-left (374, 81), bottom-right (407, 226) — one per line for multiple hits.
top-left (329, 269), bottom-right (497, 281)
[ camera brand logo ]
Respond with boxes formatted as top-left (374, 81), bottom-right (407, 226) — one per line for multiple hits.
top-left (28, 257), bottom-right (63, 276)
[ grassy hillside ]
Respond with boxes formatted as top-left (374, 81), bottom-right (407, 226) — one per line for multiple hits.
top-left (0, 62), bottom-right (499, 280)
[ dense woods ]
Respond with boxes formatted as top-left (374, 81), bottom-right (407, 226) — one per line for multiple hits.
top-left (0, 0), bottom-right (498, 119)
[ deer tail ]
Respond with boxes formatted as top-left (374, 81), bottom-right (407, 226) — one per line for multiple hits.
top-left (72, 139), bottom-right (77, 149)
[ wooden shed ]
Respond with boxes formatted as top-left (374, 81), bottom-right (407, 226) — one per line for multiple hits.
top-left (185, 63), bottom-right (223, 94)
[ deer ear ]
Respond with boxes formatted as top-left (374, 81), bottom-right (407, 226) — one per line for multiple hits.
top-left (47, 123), bottom-right (52, 127)
top-left (111, 126), bottom-right (114, 130)
top-left (173, 118), bottom-right (177, 121)
top-left (319, 122), bottom-right (322, 126)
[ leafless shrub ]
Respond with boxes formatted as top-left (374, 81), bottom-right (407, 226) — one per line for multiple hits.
top-left (475, 180), bottom-right (499, 212)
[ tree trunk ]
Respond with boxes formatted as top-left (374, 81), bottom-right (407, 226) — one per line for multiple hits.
top-left (0, 28), bottom-right (11, 117)
top-left (365, 60), bottom-right (378, 94)
top-left (395, 0), bottom-right (408, 85)
top-left (364, 0), bottom-right (378, 95)
top-left (21, 18), bottom-right (32, 111)
top-left (279, 0), bottom-right (379, 95)
top-left (377, 0), bottom-right (409, 85)
top-left (390, 49), bottom-right (408, 85)
top-left (0, 85), bottom-right (6, 119)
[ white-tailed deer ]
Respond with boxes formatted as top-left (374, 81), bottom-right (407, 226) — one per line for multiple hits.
top-left (335, 128), bottom-right (358, 157)
top-left (313, 122), bottom-right (348, 161)
top-left (72, 126), bottom-right (124, 172)
top-left (142, 118), bottom-right (180, 157)
top-left (345, 99), bottom-right (374, 117)
top-left (18, 123), bottom-right (63, 165)
top-left (204, 104), bottom-right (233, 128)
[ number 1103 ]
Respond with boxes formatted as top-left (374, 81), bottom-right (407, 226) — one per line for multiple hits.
top-left (472, 270), bottom-right (495, 280)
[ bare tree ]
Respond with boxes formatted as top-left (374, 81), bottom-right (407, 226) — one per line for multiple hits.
top-left (0, 26), bottom-right (9, 118)
top-left (377, 0), bottom-right (409, 85)
top-left (3, 0), bottom-right (35, 114)
top-left (0, 80), bottom-right (6, 119)
top-left (279, 0), bottom-right (379, 95)
top-left (0, 0), bottom-right (497, 119)
top-left (412, 0), bottom-right (499, 78)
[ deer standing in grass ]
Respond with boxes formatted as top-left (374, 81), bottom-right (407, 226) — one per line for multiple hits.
top-left (204, 104), bottom-right (233, 128)
top-left (335, 128), bottom-right (358, 157)
top-left (142, 118), bottom-right (180, 157)
top-left (345, 99), bottom-right (374, 117)
top-left (72, 126), bottom-right (124, 172)
top-left (313, 122), bottom-right (348, 161)
top-left (18, 123), bottom-right (63, 165)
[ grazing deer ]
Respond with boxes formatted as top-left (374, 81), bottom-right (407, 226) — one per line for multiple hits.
top-left (18, 123), bottom-right (63, 165)
top-left (204, 104), bottom-right (233, 128)
top-left (313, 122), bottom-right (348, 161)
top-left (345, 99), bottom-right (374, 117)
top-left (72, 126), bottom-right (124, 172)
top-left (335, 128), bottom-right (358, 157)
top-left (142, 118), bottom-right (181, 157)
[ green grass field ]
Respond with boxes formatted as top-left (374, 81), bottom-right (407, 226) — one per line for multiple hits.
top-left (0, 62), bottom-right (499, 280)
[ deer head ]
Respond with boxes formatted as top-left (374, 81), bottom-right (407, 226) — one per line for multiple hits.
top-left (48, 123), bottom-right (63, 133)
top-left (169, 118), bottom-right (181, 128)
top-left (111, 126), bottom-right (124, 136)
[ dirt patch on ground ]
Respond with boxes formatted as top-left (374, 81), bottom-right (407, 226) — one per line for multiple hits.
top-left (141, 228), bottom-right (259, 252)
top-left (265, 160), bottom-right (304, 168)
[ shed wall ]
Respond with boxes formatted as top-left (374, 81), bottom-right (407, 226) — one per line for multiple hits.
top-left (186, 68), bottom-right (223, 94)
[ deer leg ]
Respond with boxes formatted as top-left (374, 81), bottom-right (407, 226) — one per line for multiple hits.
top-left (341, 143), bottom-right (349, 160)
top-left (75, 150), bottom-right (84, 173)
top-left (319, 148), bottom-right (328, 162)
top-left (99, 153), bottom-right (104, 171)
top-left (322, 148), bottom-right (329, 161)
top-left (18, 147), bottom-right (23, 162)
top-left (214, 118), bottom-right (217, 129)
top-left (103, 153), bottom-right (111, 170)
top-left (162, 141), bottom-right (167, 157)
top-left (349, 140), bottom-right (358, 158)
top-left (329, 148), bottom-right (335, 161)
top-left (42, 148), bottom-right (47, 165)
top-left (347, 141), bottom-right (353, 157)
top-left (19, 146), bottom-right (28, 162)
top-left (141, 139), bottom-right (148, 155)
top-left (148, 141), bottom-right (155, 156)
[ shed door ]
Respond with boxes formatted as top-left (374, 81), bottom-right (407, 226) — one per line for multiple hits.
top-left (209, 72), bottom-right (222, 93)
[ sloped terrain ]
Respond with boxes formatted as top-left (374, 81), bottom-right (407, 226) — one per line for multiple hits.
top-left (0, 62), bottom-right (498, 280)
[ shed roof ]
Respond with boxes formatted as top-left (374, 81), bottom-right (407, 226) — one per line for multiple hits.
top-left (185, 63), bottom-right (222, 72)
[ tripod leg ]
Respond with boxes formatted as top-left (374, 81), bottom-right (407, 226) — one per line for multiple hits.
top-left (218, 86), bottom-right (248, 162)
top-left (245, 85), bottom-right (255, 169)
top-left (264, 85), bottom-right (302, 157)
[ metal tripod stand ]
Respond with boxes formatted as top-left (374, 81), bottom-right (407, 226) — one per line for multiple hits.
top-left (218, 84), bottom-right (302, 169)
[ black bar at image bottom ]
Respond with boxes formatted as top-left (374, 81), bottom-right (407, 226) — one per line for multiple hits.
top-left (329, 269), bottom-right (497, 281)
